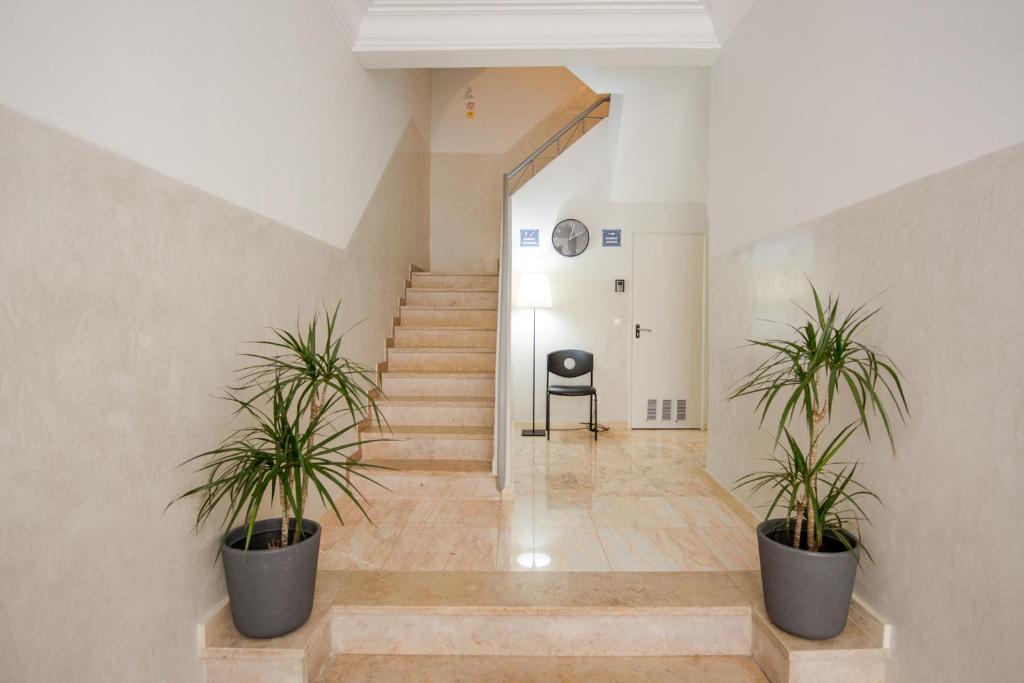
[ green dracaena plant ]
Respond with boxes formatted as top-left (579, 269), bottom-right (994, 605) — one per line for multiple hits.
top-left (728, 283), bottom-right (908, 553)
top-left (170, 302), bottom-right (387, 551)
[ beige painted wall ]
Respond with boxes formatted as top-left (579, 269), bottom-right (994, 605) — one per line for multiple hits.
top-left (707, 144), bottom-right (1024, 682)
top-left (429, 69), bottom-right (595, 272)
top-left (0, 105), bottom-right (429, 683)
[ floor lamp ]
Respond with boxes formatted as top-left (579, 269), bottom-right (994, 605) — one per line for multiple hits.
top-left (517, 273), bottom-right (552, 437)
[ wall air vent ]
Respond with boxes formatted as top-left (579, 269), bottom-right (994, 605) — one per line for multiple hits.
top-left (676, 399), bottom-right (687, 422)
top-left (662, 399), bottom-right (672, 421)
top-left (646, 399), bottom-right (657, 421)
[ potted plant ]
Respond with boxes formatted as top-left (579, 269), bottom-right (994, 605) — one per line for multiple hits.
top-left (728, 284), bottom-right (907, 640)
top-left (170, 303), bottom-right (384, 639)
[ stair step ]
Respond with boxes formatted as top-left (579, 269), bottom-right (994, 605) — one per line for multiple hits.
top-left (318, 654), bottom-right (768, 682)
top-left (393, 326), bottom-right (496, 349)
top-left (330, 571), bottom-right (751, 656)
top-left (359, 424), bottom-right (493, 461)
top-left (387, 347), bottom-right (495, 373)
top-left (400, 306), bottom-right (498, 328)
top-left (203, 571), bottom-right (886, 683)
top-left (359, 460), bottom-right (497, 499)
top-left (382, 371), bottom-right (495, 398)
top-left (411, 272), bottom-right (498, 290)
top-left (375, 396), bottom-right (495, 427)
top-left (405, 289), bottom-right (498, 309)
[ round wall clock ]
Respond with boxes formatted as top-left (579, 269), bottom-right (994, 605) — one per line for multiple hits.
top-left (551, 218), bottom-right (590, 257)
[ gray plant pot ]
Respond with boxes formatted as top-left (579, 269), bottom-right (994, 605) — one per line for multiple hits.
top-left (756, 518), bottom-right (859, 640)
top-left (222, 518), bottom-right (321, 639)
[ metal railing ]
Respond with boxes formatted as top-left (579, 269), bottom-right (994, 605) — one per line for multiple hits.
top-left (492, 94), bottom-right (611, 490)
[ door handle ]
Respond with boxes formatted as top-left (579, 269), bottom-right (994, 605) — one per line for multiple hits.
top-left (635, 324), bottom-right (652, 339)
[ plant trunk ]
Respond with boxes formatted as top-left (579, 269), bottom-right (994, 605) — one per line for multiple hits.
top-left (280, 474), bottom-right (290, 547)
top-left (806, 368), bottom-right (829, 552)
top-left (303, 387), bottom-right (324, 507)
top-left (792, 500), bottom-right (805, 549)
top-left (297, 386), bottom-right (326, 541)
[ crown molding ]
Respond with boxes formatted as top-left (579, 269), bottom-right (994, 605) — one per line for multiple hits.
top-left (341, 0), bottom-right (720, 67)
top-left (366, 1), bottom-right (708, 14)
top-left (367, 1), bottom-right (707, 10)
top-left (354, 32), bottom-right (719, 50)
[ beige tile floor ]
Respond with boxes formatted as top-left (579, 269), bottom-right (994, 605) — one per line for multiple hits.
top-left (320, 426), bottom-right (759, 573)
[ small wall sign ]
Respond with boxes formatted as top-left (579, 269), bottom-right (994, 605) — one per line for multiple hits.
top-left (520, 229), bottom-right (540, 247)
top-left (602, 229), bottom-right (622, 247)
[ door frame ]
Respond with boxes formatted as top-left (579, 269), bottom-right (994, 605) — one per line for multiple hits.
top-left (627, 231), bottom-right (708, 431)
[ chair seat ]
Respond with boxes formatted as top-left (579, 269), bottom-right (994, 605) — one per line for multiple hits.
top-left (548, 384), bottom-right (596, 396)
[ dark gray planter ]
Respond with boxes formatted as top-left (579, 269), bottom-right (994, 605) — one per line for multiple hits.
top-left (756, 518), bottom-right (859, 640)
top-left (222, 518), bottom-right (321, 639)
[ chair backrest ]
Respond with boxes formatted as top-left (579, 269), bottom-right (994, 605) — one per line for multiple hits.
top-left (547, 349), bottom-right (593, 379)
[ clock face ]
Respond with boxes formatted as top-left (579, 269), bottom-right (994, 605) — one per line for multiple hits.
top-left (552, 218), bottom-right (590, 257)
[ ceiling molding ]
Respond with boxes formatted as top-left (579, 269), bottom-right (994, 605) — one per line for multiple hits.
top-left (339, 0), bottom-right (720, 67)
top-left (354, 33), bottom-right (719, 50)
top-left (367, 1), bottom-right (707, 11)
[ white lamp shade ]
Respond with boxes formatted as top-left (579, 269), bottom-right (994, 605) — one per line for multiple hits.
top-left (516, 273), bottom-right (552, 309)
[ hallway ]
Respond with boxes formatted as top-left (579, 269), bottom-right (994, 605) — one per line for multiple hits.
top-left (320, 428), bottom-right (758, 573)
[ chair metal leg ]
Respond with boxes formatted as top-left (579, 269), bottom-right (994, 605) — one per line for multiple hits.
top-left (594, 394), bottom-right (598, 441)
top-left (546, 392), bottom-right (551, 440)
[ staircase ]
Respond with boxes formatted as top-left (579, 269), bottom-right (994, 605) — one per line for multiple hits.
top-left (357, 269), bottom-right (500, 500)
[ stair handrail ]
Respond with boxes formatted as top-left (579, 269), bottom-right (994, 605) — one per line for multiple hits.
top-left (492, 94), bottom-right (611, 490)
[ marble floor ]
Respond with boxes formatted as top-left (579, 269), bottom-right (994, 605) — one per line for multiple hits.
top-left (319, 426), bottom-right (759, 573)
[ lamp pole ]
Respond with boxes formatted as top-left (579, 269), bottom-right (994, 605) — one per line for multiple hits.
top-left (523, 306), bottom-right (545, 437)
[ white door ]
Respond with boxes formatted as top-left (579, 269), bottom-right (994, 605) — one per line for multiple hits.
top-left (630, 234), bottom-right (704, 429)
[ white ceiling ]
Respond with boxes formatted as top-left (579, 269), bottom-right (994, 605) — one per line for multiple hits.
top-left (326, 0), bottom-right (751, 68)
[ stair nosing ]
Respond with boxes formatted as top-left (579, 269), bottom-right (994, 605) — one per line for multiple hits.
top-left (359, 459), bottom-right (494, 475)
top-left (400, 306), bottom-right (498, 311)
top-left (388, 346), bottom-right (496, 353)
top-left (360, 425), bottom-right (493, 437)
top-left (413, 272), bottom-right (498, 277)
top-left (383, 371), bottom-right (495, 379)
top-left (375, 396), bottom-right (495, 405)
top-left (406, 287), bottom-right (498, 293)
top-left (395, 325), bottom-right (497, 331)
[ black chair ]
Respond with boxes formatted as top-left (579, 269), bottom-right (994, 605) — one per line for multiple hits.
top-left (545, 349), bottom-right (598, 441)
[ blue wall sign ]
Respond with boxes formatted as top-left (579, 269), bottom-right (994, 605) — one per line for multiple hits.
top-left (520, 229), bottom-right (540, 247)
top-left (602, 229), bottom-right (622, 247)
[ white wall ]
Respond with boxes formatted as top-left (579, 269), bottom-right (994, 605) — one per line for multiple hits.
top-left (430, 68), bottom-right (583, 154)
top-left (708, 0), bottom-right (1024, 256)
top-left (706, 2), bottom-right (1024, 681)
top-left (509, 67), bottom-right (710, 425)
top-left (0, 0), bottom-right (431, 249)
top-left (510, 118), bottom-right (707, 425)
top-left (571, 66), bottom-right (709, 203)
